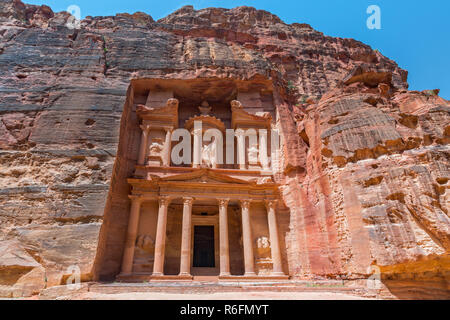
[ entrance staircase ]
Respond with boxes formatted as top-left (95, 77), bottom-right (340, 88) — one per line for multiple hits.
top-left (87, 279), bottom-right (386, 298)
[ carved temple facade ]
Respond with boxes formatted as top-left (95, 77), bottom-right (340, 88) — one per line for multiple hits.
top-left (94, 78), bottom-right (291, 281)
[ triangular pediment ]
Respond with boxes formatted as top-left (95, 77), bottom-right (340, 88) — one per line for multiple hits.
top-left (160, 169), bottom-right (251, 185)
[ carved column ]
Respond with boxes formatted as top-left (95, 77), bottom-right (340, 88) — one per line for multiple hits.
top-left (152, 196), bottom-right (170, 276)
top-left (163, 127), bottom-right (173, 167)
top-left (121, 196), bottom-right (143, 275)
top-left (193, 128), bottom-right (202, 168)
top-left (138, 124), bottom-right (151, 165)
top-left (259, 129), bottom-right (270, 171)
top-left (179, 197), bottom-right (193, 276)
top-left (219, 199), bottom-right (230, 276)
top-left (265, 200), bottom-right (284, 275)
top-left (241, 200), bottom-right (256, 276)
top-left (236, 130), bottom-right (246, 170)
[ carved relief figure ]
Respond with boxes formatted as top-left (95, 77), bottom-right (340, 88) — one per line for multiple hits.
top-left (248, 145), bottom-right (259, 164)
top-left (133, 234), bottom-right (155, 273)
top-left (255, 236), bottom-right (272, 274)
top-left (136, 234), bottom-right (155, 253)
top-left (198, 101), bottom-right (212, 116)
top-left (201, 141), bottom-right (217, 168)
top-left (149, 138), bottom-right (164, 156)
top-left (256, 236), bottom-right (271, 259)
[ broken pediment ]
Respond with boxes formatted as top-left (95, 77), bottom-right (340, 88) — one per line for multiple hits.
top-left (137, 98), bottom-right (179, 128)
top-left (231, 100), bottom-right (272, 129)
top-left (145, 90), bottom-right (174, 108)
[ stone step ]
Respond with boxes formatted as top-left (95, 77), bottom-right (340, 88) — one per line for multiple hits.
top-left (88, 281), bottom-right (376, 297)
top-left (193, 276), bottom-right (219, 282)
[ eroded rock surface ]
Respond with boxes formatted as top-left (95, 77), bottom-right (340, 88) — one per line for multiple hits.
top-left (290, 81), bottom-right (449, 283)
top-left (0, 0), bottom-right (448, 298)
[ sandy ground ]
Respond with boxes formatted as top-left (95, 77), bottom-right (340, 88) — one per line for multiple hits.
top-left (75, 291), bottom-right (372, 300)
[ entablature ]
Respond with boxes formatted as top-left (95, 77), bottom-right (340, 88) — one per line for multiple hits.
top-left (128, 168), bottom-right (279, 202)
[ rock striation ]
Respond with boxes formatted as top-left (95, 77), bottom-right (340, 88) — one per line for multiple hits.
top-left (0, 0), bottom-right (448, 298)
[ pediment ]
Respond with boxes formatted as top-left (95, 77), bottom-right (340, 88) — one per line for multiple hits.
top-left (137, 98), bottom-right (179, 127)
top-left (159, 169), bottom-right (250, 185)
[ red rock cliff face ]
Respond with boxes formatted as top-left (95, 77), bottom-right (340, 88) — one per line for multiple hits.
top-left (0, 0), bottom-right (448, 298)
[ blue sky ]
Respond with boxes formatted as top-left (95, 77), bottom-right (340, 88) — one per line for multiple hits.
top-left (25, 0), bottom-right (450, 99)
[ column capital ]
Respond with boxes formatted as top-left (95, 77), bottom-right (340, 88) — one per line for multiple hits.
top-left (166, 98), bottom-right (179, 108)
top-left (264, 199), bottom-right (278, 211)
top-left (183, 197), bottom-right (194, 206)
top-left (158, 196), bottom-right (171, 207)
top-left (140, 124), bottom-right (151, 133)
top-left (218, 199), bottom-right (230, 208)
top-left (240, 199), bottom-right (251, 210)
top-left (163, 126), bottom-right (174, 133)
top-left (129, 195), bottom-right (144, 204)
top-left (235, 129), bottom-right (245, 137)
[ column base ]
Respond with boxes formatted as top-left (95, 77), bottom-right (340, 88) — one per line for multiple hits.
top-left (151, 274), bottom-right (193, 281)
top-left (219, 272), bottom-right (231, 277)
top-left (116, 272), bottom-right (131, 279)
top-left (178, 272), bottom-right (193, 278)
top-left (152, 272), bottom-right (164, 277)
top-left (117, 273), bottom-right (193, 282)
top-left (244, 272), bottom-right (257, 276)
top-left (219, 274), bottom-right (290, 281)
top-left (116, 273), bottom-right (144, 282)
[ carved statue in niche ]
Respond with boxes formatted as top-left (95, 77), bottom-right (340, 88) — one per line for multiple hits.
top-left (256, 236), bottom-right (271, 259)
top-left (255, 236), bottom-right (272, 275)
top-left (248, 144), bottom-right (259, 165)
top-left (133, 234), bottom-right (155, 272)
top-left (149, 138), bottom-right (164, 157)
top-left (198, 101), bottom-right (212, 116)
top-left (136, 234), bottom-right (155, 253)
top-left (201, 140), bottom-right (217, 169)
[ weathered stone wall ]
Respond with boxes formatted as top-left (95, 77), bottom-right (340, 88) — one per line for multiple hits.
top-left (0, 0), bottom-right (448, 298)
top-left (287, 84), bottom-right (449, 278)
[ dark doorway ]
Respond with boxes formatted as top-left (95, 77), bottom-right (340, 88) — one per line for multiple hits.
top-left (193, 226), bottom-right (215, 268)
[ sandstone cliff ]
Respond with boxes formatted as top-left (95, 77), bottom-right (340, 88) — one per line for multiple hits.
top-left (0, 0), bottom-right (448, 298)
